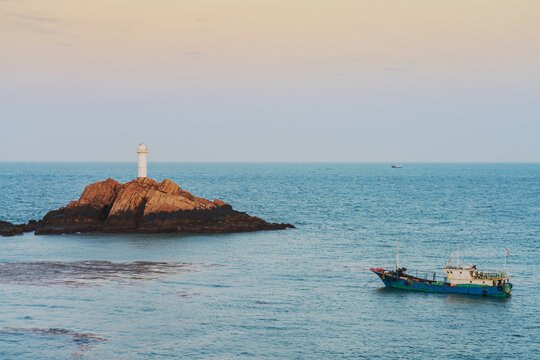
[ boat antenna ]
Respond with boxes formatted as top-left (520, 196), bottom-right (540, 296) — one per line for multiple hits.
top-left (446, 248), bottom-right (452, 267)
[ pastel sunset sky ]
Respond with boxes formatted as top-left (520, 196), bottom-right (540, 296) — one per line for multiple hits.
top-left (1, 1), bottom-right (539, 161)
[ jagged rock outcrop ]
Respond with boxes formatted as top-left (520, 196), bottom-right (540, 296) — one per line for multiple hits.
top-left (34, 178), bottom-right (294, 235)
top-left (0, 220), bottom-right (37, 236)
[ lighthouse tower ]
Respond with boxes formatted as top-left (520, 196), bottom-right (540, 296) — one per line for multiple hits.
top-left (136, 143), bottom-right (149, 178)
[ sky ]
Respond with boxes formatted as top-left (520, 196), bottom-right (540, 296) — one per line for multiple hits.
top-left (1, 0), bottom-right (539, 162)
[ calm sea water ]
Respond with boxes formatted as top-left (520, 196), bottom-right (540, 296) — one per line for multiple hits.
top-left (0, 163), bottom-right (538, 359)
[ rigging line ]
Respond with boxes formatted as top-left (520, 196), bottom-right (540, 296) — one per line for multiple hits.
top-left (363, 277), bottom-right (381, 286)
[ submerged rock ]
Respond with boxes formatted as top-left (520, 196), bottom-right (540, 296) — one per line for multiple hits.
top-left (34, 178), bottom-right (294, 235)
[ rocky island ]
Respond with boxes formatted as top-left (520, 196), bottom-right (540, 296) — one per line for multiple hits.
top-left (1, 178), bottom-right (294, 236)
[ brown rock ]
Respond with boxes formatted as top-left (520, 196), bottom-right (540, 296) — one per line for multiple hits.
top-left (0, 220), bottom-right (15, 236)
top-left (0, 219), bottom-right (39, 236)
top-left (213, 198), bottom-right (231, 209)
top-left (23, 220), bottom-right (38, 232)
top-left (34, 178), bottom-right (294, 235)
top-left (75, 178), bottom-right (121, 208)
top-left (158, 179), bottom-right (179, 194)
top-left (35, 178), bottom-right (122, 235)
top-left (101, 178), bottom-right (159, 232)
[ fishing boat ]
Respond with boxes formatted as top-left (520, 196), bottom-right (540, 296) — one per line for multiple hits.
top-left (391, 164), bottom-right (402, 168)
top-left (370, 243), bottom-right (512, 297)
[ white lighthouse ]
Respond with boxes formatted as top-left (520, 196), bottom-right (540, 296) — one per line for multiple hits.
top-left (136, 143), bottom-right (149, 178)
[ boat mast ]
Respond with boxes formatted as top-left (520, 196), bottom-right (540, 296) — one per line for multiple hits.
top-left (396, 240), bottom-right (399, 270)
top-left (456, 243), bottom-right (460, 267)
top-left (504, 247), bottom-right (510, 277)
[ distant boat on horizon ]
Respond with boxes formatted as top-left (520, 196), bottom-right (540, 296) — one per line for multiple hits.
top-left (391, 164), bottom-right (402, 168)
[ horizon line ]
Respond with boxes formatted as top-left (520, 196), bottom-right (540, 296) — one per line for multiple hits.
top-left (1, 160), bottom-right (539, 164)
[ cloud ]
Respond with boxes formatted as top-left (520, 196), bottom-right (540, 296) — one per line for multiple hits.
top-left (4, 12), bottom-right (60, 24)
top-left (2, 11), bottom-right (61, 35)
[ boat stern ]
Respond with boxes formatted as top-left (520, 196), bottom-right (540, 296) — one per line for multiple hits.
top-left (503, 282), bottom-right (513, 296)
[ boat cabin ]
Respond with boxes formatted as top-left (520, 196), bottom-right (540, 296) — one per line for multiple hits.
top-left (444, 265), bottom-right (509, 287)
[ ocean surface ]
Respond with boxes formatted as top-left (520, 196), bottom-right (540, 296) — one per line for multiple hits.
top-left (0, 162), bottom-right (538, 359)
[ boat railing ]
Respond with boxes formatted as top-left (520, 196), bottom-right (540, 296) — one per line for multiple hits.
top-left (406, 269), bottom-right (448, 284)
top-left (443, 266), bottom-right (509, 280)
top-left (390, 268), bottom-right (508, 283)
top-left (471, 270), bottom-right (508, 279)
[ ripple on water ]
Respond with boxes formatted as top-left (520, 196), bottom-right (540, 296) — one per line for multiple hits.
top-left (0, 327), bottom-right (107, 358)
top-left (0, 261), bottom-right (223, 286)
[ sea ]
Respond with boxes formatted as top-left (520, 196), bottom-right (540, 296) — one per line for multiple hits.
top-left (0, 162), bottom-right (538, 359)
